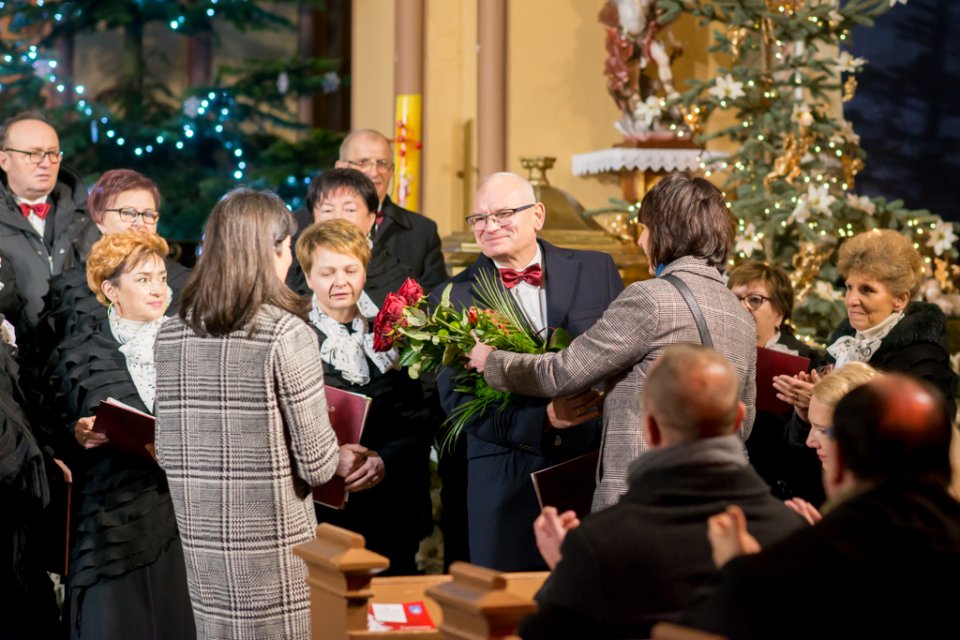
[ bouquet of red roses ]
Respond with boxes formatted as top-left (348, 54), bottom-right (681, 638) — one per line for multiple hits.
top-left (373, 272), bottom-right (569, 450)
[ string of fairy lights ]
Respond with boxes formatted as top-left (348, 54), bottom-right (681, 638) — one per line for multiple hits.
top-left (0, 0), bottom-right (319, 210)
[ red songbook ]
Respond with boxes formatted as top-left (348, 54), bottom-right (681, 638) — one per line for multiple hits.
top-left (367, 601), bottom-right (436, 631)
top-left (93, 398), bottom-right (156, 463)
top-left (312, 385), bottom-right (372, 509)
top-left (530, 449), bottom-right (600, 520)
top-left (755, 347), bottom-right (811, 415)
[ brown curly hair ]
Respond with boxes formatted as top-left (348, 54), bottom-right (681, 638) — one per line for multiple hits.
top-left (86, 231), bottom-right (169, 306)
top-left (837, 229), bottom-right (922, 297)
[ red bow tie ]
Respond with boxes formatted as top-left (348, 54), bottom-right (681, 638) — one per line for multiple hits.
top-left (499, 264), bottom-right (543, 289)
top-left (19, 202), bottom-right (51, 220)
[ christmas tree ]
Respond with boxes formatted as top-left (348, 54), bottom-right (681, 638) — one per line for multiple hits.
top-left (0, 0), bottom-right (344, 240)
top-left (656, 0), bottom-right (959, 339)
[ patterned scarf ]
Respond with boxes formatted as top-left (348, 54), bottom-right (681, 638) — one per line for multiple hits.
top-left (827, 310), bottom-right (904, 368)
top-left (308, 291), bottom-right (398, 385)
top-left (109, 306), bottom-right (165, 412)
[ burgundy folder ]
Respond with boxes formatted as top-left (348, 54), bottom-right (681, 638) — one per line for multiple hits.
top-left (312, 385), bottom-right (372, 509)
top-left (93, 398), bottom-right (156, 463)
top-left (755, 347), bottom-right (811, 415)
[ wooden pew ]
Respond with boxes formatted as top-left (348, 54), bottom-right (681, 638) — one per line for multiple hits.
top-left (293, 524), bottom-right (546, 639)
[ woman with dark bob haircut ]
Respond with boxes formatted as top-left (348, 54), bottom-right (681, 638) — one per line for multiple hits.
top-left (468, 171), bottom-right (758, 510)
top-left (153, 188), bottom-right (355, 639)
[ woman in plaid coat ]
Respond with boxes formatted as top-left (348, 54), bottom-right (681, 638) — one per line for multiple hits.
top-left (155, 189), bottom-right (353, 639)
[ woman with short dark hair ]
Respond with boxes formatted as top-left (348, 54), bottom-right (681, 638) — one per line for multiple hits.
top-left (727, 261), bottom-right (817, 358)
top-left (154, 188), bottom-right (354, 639)
top-left (468, 171), bottom-right (758, 510)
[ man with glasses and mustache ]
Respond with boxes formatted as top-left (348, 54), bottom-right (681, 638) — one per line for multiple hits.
top-left (334, 129), bottom-right (447, 292)
top-left (434, 172), bottom-right (623, 571)
top-left (0, 112), bottom-right (97, 328)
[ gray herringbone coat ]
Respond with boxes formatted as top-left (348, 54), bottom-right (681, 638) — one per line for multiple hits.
top-left (154, 305), bottom-right (340, 640)
top-left (484, 257), bottom-right (757, 511)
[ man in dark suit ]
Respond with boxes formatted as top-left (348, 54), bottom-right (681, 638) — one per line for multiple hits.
top-left (335, 129), bottom-right (447, 292)
top-left (685, 374), bottom-right (960, 640)
top-left (435, 172), bottom-right (623, 572)
top-left (522, 345), bottom-right (805, 639)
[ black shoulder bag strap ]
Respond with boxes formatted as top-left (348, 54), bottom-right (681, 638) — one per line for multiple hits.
top-left (662, 274), bottom-right (714, 348)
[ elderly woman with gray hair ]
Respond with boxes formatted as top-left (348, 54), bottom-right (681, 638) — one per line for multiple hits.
top-left (774, 228), bottom-right (956, 420)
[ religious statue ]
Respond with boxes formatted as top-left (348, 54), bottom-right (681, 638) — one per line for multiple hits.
top-left (599, 0), bottom-right (687, 141)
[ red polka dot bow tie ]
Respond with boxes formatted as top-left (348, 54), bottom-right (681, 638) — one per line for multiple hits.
top-left (19, 202), bottom-right (51, 220)
top-left (499, 264), bottom-right (543, 289)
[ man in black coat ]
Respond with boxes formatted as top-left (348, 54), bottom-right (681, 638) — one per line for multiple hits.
top-left (522, 344), bottom-right (805, 639)
top-left (0, 112), bottom-right (98, 327)
top-left (436, 172), bottom-right (624, 572)
top-left (335, 129), bottom-right (447, 292)
top-left (685, 374), bottom-right (960, 640)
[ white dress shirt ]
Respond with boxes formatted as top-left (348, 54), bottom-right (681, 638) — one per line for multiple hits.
top-left (494, 245), bottom-right (548, 340)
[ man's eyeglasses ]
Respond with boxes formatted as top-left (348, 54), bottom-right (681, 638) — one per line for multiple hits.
top-left (466, 203), bottom-right (536, 230)
top-left (105, 208), bottom-right (160, 225)
top-left (2, 148), bottom-right (63, 165)
top-left (737, 294), bottom-right (770, 311)
top-left (345, 158), bottom-right (394, 172)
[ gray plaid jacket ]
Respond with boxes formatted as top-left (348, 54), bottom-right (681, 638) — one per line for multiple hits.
top-left (484, 256), bottom-right (757, 511)
top-left (155, 305), bottom-right (339, 639)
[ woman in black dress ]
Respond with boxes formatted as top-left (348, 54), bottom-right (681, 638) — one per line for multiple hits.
top-left (296, 218), bottom-right (432, 575)
top-left (47, 231), bottom-right (194, 639)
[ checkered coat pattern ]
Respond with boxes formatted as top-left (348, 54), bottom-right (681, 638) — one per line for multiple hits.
top-left (154, 305), bottom-right (339, 639)
top-left (484, 257), bottom-right (757, 511)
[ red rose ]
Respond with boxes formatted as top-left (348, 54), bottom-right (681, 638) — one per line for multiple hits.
top-left (467, 307), bottom-right (479, 326)
top-left (397, 278), bottom-right (424, 306)
top-left (373, 293), bottom-right (407, 352)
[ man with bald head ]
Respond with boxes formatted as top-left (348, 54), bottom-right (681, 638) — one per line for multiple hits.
top-left (686, 373), bottom-right (960, 640)
top-left (335, 129), bottom-right (447, 291)
top-left (522, 345), bottom-right (803, 639)
top-left (0, 112), bottom-right (97, 326)
top-left (435, 171), bottom-right (623, 571)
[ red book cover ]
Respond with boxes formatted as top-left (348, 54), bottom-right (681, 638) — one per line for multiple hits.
top-left (367, 601), bottom-right (436, 631)
top-left (93, 398), bottom-right (156, 463)
top-left (312, 385), bottom-right (372, 509)
top-left (755, 347), bottom-right (811, 415)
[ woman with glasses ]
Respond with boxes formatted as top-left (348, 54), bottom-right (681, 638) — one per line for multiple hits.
top-left (727, 261), bottom-right (826, 504)
top-left (728, 261), bottom-right (820, 359)
top-left (37, 169), bottom-right (190, 345)
top-left (468, 171), bottom-right (758, 511)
